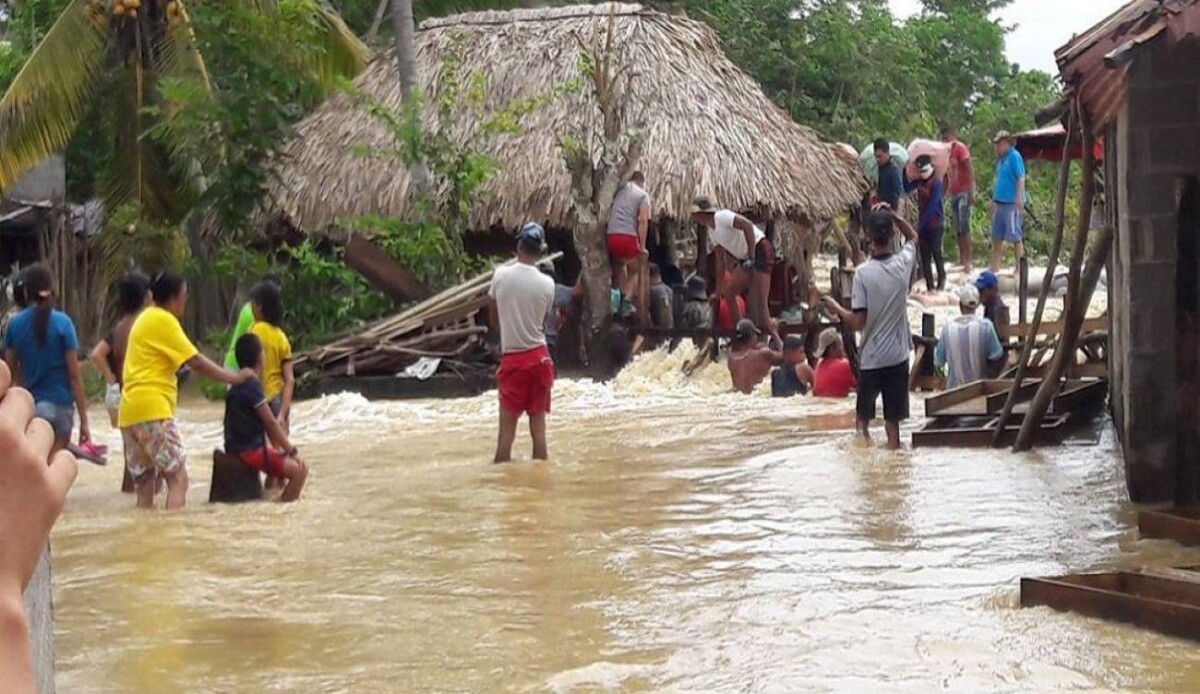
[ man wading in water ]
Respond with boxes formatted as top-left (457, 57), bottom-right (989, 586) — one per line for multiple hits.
top-left (823, 205), bottom-right (918, 449)
top-left (489, 223), bottom-right (556, 463)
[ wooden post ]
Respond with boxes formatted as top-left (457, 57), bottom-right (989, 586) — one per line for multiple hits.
top-left (1018, 256), bottom-right (1029, 328)
top-left (1014, 105), bottom-right (1099, 452)
top-left (992, 105), bottom-right (1078, 446)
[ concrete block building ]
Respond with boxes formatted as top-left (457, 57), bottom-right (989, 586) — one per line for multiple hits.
top-left (1057, 0), bottom-right (1200, 502)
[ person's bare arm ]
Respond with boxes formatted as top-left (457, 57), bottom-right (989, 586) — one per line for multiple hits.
top-left (733, 215), bottom-right (758, 262)
top-left (256, 402), bottom-right (297, 455)
top-left (712, 250), bottom-right (728, 301)
top-left (764, 347), bottom-right (785, 367)
top-left (0, 361), bottom-right (78, 692)
top-left (821, 295), bottom-right (867, 331)
top-left (89, 340), bottom-right (116, 385)
top-left (64, 351), bottom-right (89, 442)
top-left (487, 298), bottom-right (499, 334)
top-left (279, 360), bottom-right (295, 423)
top-left (1017, 176), bottom-right (1027, 215)
top-left (889, 208), bottom-right (918, 244)
top-left (186, 353), bottom-right (253, 386)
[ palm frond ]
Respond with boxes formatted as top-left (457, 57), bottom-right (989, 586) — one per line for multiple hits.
top-left (284, 0), bottom-right (371, 92)
top-left (0, 0), bottom-right (109, 191)
top-left (152, 1), bottom-right (222, 187)
top-left (101, 66), bottom-right (196, 223)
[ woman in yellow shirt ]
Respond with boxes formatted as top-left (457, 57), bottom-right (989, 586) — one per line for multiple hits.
top-left (120, 272), bottom-right (254, 510)
top-left (248, 281), bottom-right (294, 427)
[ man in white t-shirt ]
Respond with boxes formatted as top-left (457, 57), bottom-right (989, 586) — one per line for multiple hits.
top-left (823, 204), bottom-right (918, 450)
top-left (488, 223), bottom-right (556, 463)
top-left (606, 172), bottom-right (651, 305)
top-left (690, 196), bottom-right (780, 345)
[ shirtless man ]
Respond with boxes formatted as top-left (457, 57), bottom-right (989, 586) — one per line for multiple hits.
top-left (727, 319), bottom-right (782, 394)
top-left (771, 335), bottom-right (815, 398)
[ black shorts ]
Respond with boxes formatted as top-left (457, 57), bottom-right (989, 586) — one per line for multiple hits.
top-left (753, 238), bottom-right (775, 275)
top-left (856, 360), bottom-right (910, 422)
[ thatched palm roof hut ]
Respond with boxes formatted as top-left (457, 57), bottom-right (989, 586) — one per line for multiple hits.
top-left (267, 3), bottom-right (865, 234)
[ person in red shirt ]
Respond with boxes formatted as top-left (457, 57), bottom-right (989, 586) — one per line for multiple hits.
top-left (940, 125), bottom-right (976, 273)
top-left (812, 329), bottom-right (857, 398)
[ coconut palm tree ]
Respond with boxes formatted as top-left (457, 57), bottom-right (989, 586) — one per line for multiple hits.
top-left (0, 0), bottom-right (368, 223)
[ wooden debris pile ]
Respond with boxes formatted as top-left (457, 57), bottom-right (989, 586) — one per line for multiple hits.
top-left (296, 266), bottom-right (498, 380)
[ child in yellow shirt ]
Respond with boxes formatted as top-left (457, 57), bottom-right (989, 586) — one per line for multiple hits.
top-left (248, 281), bottom-right (293, 428)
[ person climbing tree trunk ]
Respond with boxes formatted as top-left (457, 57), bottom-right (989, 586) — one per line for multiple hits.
top-left (561, 10), bottom-right (645, 376)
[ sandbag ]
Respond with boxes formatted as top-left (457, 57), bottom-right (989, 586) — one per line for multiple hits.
top-left (858, 142), bottom-right (910, 184)
top-left (905, 139), bottom-right (953, 180)
top-left (209, 449), bottom-right (263, 504)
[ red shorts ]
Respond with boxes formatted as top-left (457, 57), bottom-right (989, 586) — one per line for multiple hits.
top-left (498, 345), bottom-right (554, 416)
top-left (607, 234), bottom-right (640, 261)
top-left (237, 447), bottom-right (287, 478)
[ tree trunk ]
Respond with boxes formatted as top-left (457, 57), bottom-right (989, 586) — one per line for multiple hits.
top-left (572, 214), bottom-right (615, 376)
top-left (366, 0), bottom-right (390, 45)
top-left (1013, 107), bottom-right (1099, 452)
top-left (390, 0), bottom-right (417, 101)
top-left (992, 106), bottom-right (1077, 445)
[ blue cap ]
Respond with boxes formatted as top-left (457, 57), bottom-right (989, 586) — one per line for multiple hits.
top-left (974, 270), bottom-right (999, 291)
top-left (518, 222), bottom-right (547, 253)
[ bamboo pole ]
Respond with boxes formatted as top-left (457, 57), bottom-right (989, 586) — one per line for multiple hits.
top-left (1013, 105), bottom-right (1098, 452)
top-left (992, 105), bottom-right (1078, 446)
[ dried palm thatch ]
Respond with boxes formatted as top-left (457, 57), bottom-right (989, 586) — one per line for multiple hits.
top-left (267, 3), bottom-right (866, 234)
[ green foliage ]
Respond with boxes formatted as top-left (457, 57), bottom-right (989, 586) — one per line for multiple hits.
top-left (346, 43), bottom-right (572, 287)
top-left (211, 242), bottom-right (391, 350)
top-left (97, 203), bottom-right (192, 290)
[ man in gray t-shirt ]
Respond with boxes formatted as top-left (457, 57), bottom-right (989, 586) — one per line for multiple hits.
top-left (606, 172), bottom-right (651, 305)
top-left (823, 206), bottom-right (918, 450)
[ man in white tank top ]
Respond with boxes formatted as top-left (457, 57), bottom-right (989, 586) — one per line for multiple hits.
top-left (690, 196), bottom-right (780, 345)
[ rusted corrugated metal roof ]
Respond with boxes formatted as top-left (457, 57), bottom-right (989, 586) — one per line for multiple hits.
top-left (1056, 0), bottom-right (1200, 133)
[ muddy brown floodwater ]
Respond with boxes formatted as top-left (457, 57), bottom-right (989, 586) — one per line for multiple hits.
top-left (51, 346), bottom-right (1200, 692)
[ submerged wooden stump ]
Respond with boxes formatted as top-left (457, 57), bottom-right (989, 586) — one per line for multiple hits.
top-left (209, 450), bottom-right (263, 504)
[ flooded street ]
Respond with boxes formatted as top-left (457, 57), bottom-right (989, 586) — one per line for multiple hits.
top-left (51, 347), bottom-right (1200, 692)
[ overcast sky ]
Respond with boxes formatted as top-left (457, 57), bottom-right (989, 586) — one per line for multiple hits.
top-left (889, 0), bottom-right (1129, 74)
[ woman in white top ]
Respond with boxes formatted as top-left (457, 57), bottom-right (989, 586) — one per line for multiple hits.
top-left (690, 196), bottom-right (780, 345)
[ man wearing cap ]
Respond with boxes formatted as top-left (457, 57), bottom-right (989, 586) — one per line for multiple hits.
top-left (935, 285), bottom-right (1006, 389)
top-left (940, 124), bottom-right (976, 273)
top-left (822, 205), bottom-right (918, 449)
top-left (905, 154), bottom-right (946, 292)
top-left (691, 196), bottom-right (780, 345)
top-left (727, 319), bottom-right (783, 395)
top-left (812, 329), bottom-right (857, 398)
top-left (974, 270), bottom-right (1009, 334)
top-left (607, 171), bottom-right (651, 307)
top-left (488, 223), bottom-right (557, 463)
top-left (680, 275), bottom-right (712, 333)
top-left (989, 130), bottom-right (1027, 275)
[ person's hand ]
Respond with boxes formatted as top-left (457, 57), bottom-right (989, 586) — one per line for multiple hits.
top-left (821, 295), bottom-right (842, 313)
top-left (78, 421), bottom-right (90, 445)
top-left (0, 361), bottom-right (78, 595)
top-left (871, 202), bottom-right (892, 213)
top-left (237, 368), bottom-right (256, 385)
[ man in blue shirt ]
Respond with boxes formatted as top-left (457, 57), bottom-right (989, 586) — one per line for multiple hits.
top-left (874, 138), bottom-right (904, 211)
top-left (989, 130), bottom-right (1027, 275)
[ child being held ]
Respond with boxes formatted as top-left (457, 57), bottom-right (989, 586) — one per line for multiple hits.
top-left (224, 334), bottom-right (308, 502)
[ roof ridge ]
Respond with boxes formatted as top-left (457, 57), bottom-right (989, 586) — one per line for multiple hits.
top-left (419, 3), bottom-right (656, 32)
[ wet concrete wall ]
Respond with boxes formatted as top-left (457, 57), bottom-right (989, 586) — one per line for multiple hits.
top-left (1111, 37), bottom-right (1200, 502)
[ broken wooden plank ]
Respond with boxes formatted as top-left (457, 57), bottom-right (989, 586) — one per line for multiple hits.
top-left (1021, 571), bottom-right (1200, 642)
top-left (1139, 508), bottom-right (1200, 547)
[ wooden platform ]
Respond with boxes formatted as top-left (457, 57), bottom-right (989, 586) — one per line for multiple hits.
top-left (1021, 568), bottom-right (1200, 641)
top-left (914, 379), bottom-right (1107, 448)
top-left (1138, 508), bottom-right (1200, 546)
